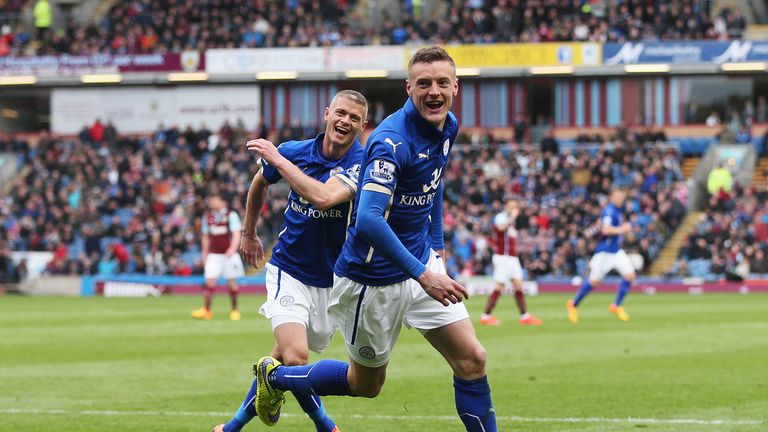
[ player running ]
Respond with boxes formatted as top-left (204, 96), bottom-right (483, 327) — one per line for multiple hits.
top-left (252, 46), bottom-right (497, 432)
top-left (567, 188), bottom-right (636, 323)
top-left (480, 199), bottom-right (542, 326)
top-left (211, 90), bottom-right (368, 432)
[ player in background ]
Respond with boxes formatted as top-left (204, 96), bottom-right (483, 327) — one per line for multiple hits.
top-left (211, 90), bottom-right (368, 432)
top-left (252, 46), bottom-right (497, 432)
top-left (191, 193), bottom-right (245, 321)
top-left (566, 188), bottom-right (636, 323)
top-left (480, 199), bottom-right (543, 326)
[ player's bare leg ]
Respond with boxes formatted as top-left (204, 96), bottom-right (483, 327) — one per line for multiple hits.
top-left (424, 319), bottom-right (497, 431)
top-left (480, 283), bottom-right (503, 326)
top-left (192, 278), bottom-right (216, 320)
top-left (227, 279), bottom-right (240, 320)
top-left (512, 278), bottom-right (542, 325)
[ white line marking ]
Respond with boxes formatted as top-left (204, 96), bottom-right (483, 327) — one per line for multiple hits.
top-left (0, 408), bottom-right (762, 426)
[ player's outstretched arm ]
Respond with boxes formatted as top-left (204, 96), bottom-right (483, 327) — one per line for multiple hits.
top-left (240, 172), bottom-right (268, 268)
top-left (601, 221), bottom-right (632, 236)
top-left (246, 138), bottom-right (354, 210)
top-left (356, 186), bottom-right (468, 305)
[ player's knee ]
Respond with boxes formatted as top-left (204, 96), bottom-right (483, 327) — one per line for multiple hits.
top-left (624, 274), bottom-right (636, 283)
top-left (454, 344), bottom-right (487, 379)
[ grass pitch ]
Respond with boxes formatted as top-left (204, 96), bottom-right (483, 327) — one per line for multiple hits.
top-left (1, 293), bottom-right (766, 431)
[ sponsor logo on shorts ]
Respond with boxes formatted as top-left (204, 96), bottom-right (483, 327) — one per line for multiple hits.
top-left (358, 346), bottom-right (375, 360)
top-left (279, 295), bottom-right (294, 307)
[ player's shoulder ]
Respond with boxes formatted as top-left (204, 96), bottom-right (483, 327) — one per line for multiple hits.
top-left (366, 128), bottom-right (410, 161)
top-left (277, 138), bottom-right (313, 159)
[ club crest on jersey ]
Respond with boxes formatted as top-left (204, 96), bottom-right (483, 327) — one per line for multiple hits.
top-left (370, 159), bottom-right (395, 184)
top-left (279, 295), bottom-right (295, 307)
top-left (443, 138), bottom-right (450, 156)
top-left (358, 346), bottom-right (375, 360)
top-left (330, 166), bottom-right (344, 176)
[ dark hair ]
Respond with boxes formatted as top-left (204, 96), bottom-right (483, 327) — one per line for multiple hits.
top-left (408, 46), bottom-right (456, 70)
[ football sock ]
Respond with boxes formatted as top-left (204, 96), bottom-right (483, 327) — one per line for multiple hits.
top-left (269, 359), bottom-right (352, 396)
top-left (454, 376), bottom-right (497, 432)
top-left (203, 288), bottom-right (214, 310)
top-left (484, 289), bottom-right (501, 315)
top-left (573, 280), bottom-right (593, 306)
top-left (222, 377), bottom-right (257, 432)
top-left (229, 289), bottom-right (239, 310)
top-left (296, 394), bottom-right (338, 432)
top-left (614, 279), bottom-right (631, 306)
top-left (514, 290), bottom-right (527, 315)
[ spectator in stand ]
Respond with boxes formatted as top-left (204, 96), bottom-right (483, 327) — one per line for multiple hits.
top-left (33, 0), bottom-right (52, 41)
top-left (707, 162), bottom-right (733, 197)
top-left (757, 96), bottom-right (768, 124)
top-left (706, 111), bottom-right (721, 127)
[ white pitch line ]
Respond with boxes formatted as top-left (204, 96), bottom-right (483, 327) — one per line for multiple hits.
top-left (0, 408), bottom-right (763, 426)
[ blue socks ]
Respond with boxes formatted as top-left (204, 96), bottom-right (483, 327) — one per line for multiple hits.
top-left (454, 376), bottom-right (497, 432)
top-left (614, 278), bottom-right (631, 306)
top-left (223, 378), bottom-right (257, 432)
top-left (223, 372), bottom-right (339, 432)
top-left (296, 394), bottom-right (338, 432)
top-left (270, 359), bottom-right (352, 396)
top-left (573, 280), bottom-right (593, 306)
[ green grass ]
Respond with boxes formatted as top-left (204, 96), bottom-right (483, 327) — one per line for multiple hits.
top-left (1, 293), bottom-right (767, 431)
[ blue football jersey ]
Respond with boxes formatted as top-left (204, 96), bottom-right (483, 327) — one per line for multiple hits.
top-left (595, 203), bottom-right (623, 253)
top-left (334, 98), bottom-right (458, 285)
top-left (262, 133), bottom-right (363, 287)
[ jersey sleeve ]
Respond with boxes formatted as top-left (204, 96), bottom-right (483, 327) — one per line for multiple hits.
top-left (260, 141), bottom-right (295, 184)
top-left (334, 161), bottom-right (362, 193)
top-left (228, 211), bottom-right (242, 231)
top-left (429, 181), bottom-right (445, 251)
top-left (201, 215), bottom-right (210, 235)
top-left (359, 132), bottom-right (409, 196)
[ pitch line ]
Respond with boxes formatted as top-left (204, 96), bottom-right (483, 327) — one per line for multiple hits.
top-left (0, 408), bottom-right (762, 426)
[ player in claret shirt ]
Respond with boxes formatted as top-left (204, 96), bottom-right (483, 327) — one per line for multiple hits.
top-left (480, 199), bottom-right (543, 327)
top-left (191, 193), bottom-right (245, 321)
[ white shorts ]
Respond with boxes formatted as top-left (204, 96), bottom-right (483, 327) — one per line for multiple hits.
top-left (588, 250), bottom-right (635, 282)
top-left (259, 263), bottom-right (334, 353)
top-left (329, 250), bottom-right (470, 368)
top-left (204, 253), bottom-right (245, 280)
top-left (492, 254), bottom-right (523, 283)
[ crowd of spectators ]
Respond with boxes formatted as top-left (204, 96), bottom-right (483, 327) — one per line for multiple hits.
top-left (0, 0), bottom-right (749, 56)
top-left (0, 120), bottom-right (288, 279)
top-left (441, 130), bottom-right (688, 279)
top-left (671, 174), bottom-right (768, 280)
top-left (1, 119), bottom-right (693, 281)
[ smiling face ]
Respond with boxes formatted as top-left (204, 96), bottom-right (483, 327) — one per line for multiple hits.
top-left (406, 60), bottom-right (458, 130)
top-left (323, 93), bottom-right (368, 147)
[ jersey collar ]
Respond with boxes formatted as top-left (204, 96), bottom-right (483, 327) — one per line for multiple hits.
top-left (404, 97), bottom-right (457, 140)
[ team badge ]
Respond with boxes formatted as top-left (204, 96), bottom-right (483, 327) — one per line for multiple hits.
top-left (443, 139), bottom-right (450, 156)
top-left (279, 295), bottom-right (294, 307)
top-left (358, 346), bottom-right (375, 360)
top-left (181, 50), bottom-right (200, 72)
top-left (370, 159), bottom-right (395, 184)
top-left (330, 166), bottom-right (343, 176)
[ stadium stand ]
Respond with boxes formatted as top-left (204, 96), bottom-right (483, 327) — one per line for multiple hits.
top-left (0, 0), bottom-right (745, 56)
top-left (0, 122), bottom-right (287, 277)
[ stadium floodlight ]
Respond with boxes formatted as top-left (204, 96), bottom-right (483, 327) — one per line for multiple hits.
top-left (623, 64), bottom-right (671, 74)
top-left (0, 75), bottom-right (38, 85)
top-left (80, 74), bottom-right (123, 84)
top-left (529, 66), bottom-right (574, 75)
top-left (720, 62), bottom-right (768, 72)
top-left (456, 68), bottom-right (481, 77)
top-left (256, 71), bottom-right (299, 80)
top-left (166, 72), bottom-right (209, 82)
top-left (344, 69), bottom-right (389, 78)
